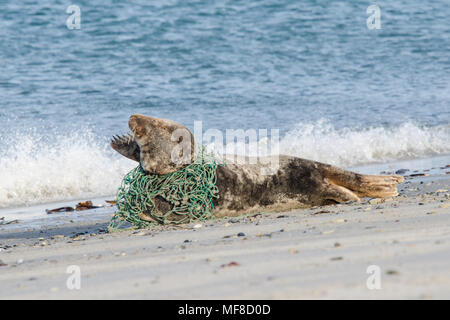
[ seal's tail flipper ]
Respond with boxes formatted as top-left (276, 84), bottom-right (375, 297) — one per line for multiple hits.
top-left (110, 133), bottom-right (140, 162)
top-left (349, 174), bottom-right (404, 198)
top-left (322, 165), bottom-right (404, 198)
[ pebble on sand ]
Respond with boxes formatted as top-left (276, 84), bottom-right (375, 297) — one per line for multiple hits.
top-left (386, 270), bottom-right (400, 275)
top-left (221, 261), bottom-right (240, 268)
top-left (330, 256), bottom-right (343, 261)
top-left (369, 198), bottom-right (384, 205)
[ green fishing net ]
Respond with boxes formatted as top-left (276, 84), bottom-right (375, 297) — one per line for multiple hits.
top-left (108, 153), bottom-right (220, 230)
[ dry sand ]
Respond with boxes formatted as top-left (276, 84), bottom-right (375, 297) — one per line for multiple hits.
top-left (0, 171), bottom-right (449, 299)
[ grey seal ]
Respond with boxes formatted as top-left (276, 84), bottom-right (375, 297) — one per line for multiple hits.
top-left (112, 114), bottom-right (404, 217)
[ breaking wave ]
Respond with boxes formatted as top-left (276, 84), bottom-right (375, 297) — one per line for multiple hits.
top-left (278, 120), bottom-right (450, 167)
top-left (0, 128), bottom-right (135, 209)
top-left (0, 121), bottom-right (448, 208)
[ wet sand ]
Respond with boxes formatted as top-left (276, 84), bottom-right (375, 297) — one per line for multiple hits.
top-left (0, 167), bottom-right (449, 299)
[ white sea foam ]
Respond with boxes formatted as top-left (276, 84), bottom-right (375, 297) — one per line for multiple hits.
top-left (278, 120), bottom-right (450, 167)
top-left (0, 121), bottom-right (448, 209)
top-left (208, 120), bottom-right (450, 167)
top-left (0, 129), bottom-right (135, 209)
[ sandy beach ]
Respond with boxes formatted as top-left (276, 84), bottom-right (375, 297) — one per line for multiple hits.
top-left (2, 0), bottom-right (450, 303)
top-left (0, 161), bottom-right (449, 300)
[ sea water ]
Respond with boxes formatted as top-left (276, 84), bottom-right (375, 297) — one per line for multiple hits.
top-left (0, 0), bottom-right (449, 210)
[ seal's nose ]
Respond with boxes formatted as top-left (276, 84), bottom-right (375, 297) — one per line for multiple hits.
top-left (129, 114), bottom-right (147, 138)
top-left (128, 115), bottom-right (139, 132)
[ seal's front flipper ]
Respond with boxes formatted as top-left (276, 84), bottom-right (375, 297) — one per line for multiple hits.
top-left (110, 133), bottom-right (140, 162)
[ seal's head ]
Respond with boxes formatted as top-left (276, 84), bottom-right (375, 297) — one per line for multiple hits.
top-left (128, 114), bottom-right (195, 175)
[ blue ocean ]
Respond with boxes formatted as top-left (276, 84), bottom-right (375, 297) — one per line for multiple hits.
top-left (0, 0), bottom-right (449, 208)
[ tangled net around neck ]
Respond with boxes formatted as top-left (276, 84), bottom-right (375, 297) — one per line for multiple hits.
top-left (109, 152), bottom-right (219, 230)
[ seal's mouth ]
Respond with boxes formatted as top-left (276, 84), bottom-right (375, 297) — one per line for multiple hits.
top-left (139, 162), bottom-right (150, 175)
top-left (139, 160), bottom-right (158, 175)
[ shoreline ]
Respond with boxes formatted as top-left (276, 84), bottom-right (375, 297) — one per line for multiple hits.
top-left (0, 157), bottom-right (449, 299)
top-left (1, 153), bottom-right (449, 224)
